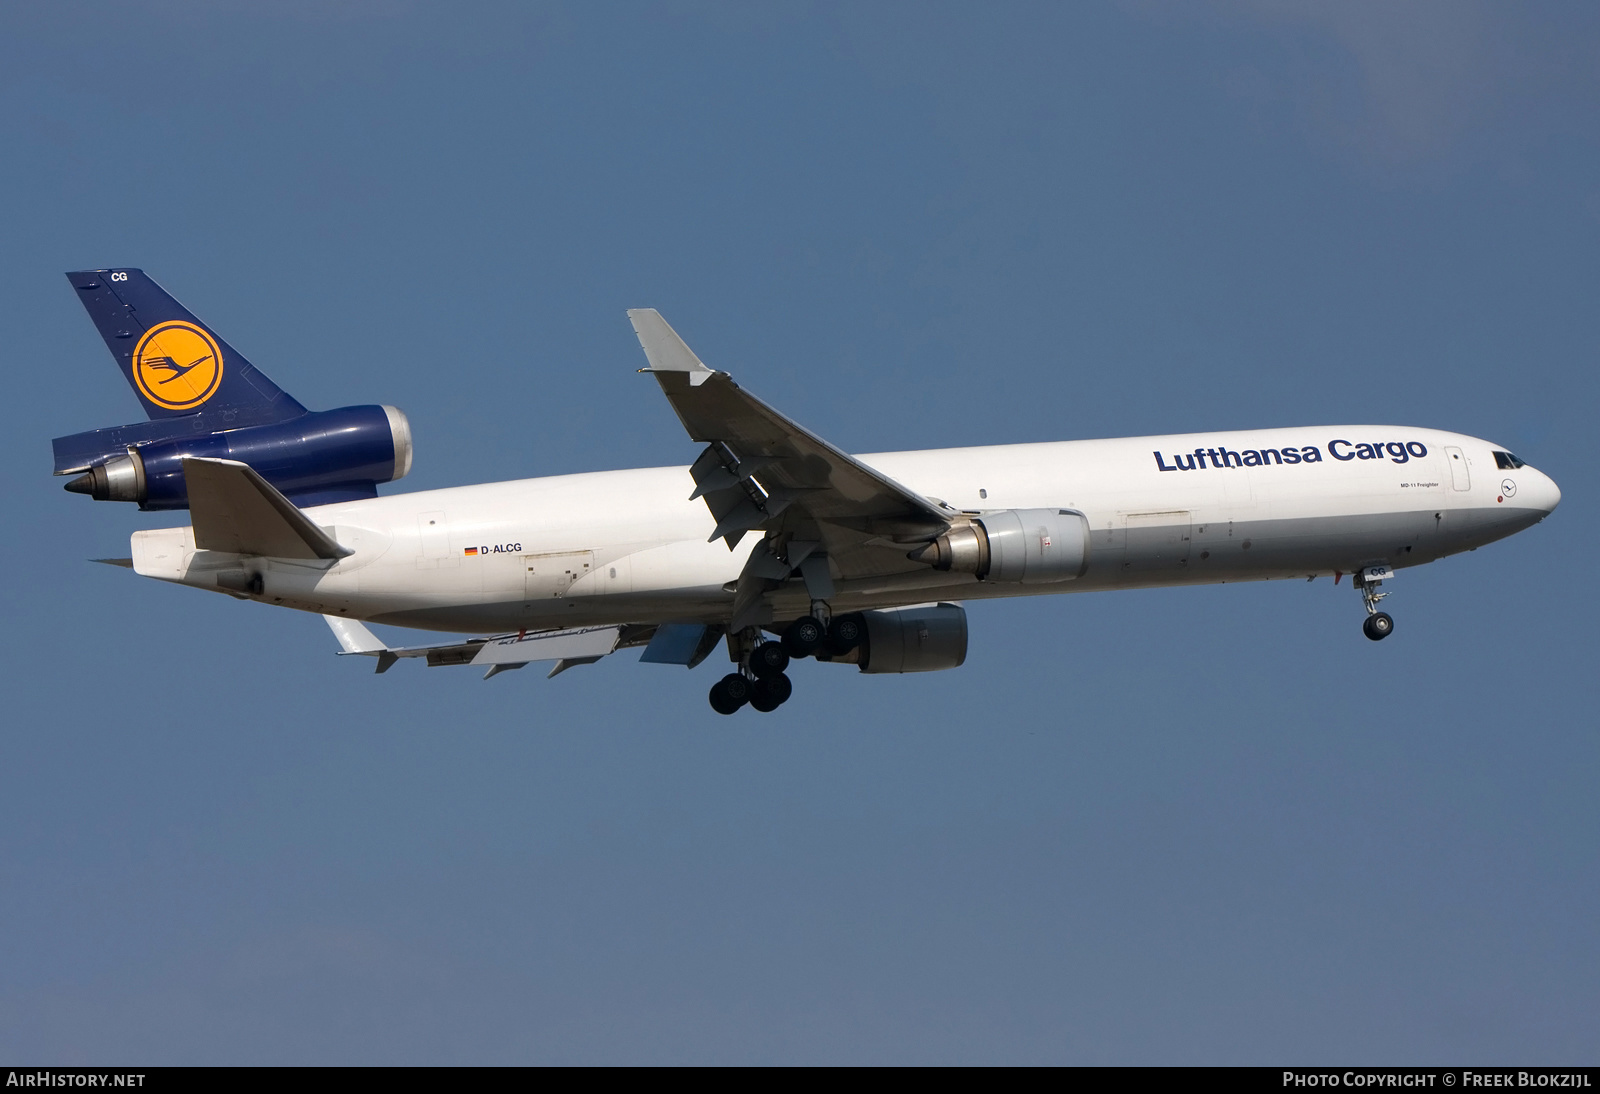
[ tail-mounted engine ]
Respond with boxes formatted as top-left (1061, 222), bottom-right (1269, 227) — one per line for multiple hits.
top-left (910, 508), bottom-right (1090, 584)
top-left (58, 404), bottom-right (412, 510)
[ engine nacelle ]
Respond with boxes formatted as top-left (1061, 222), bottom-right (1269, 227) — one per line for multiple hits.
top-left (855, 602), bottom-right (968, 674)
top-left (62, 404), bottom-right (412, 510)
top-left (911, 508), bottom-right (1089, 584)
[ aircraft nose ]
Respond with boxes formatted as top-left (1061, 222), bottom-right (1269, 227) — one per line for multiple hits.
top-left (1537, 469), bottom-right (1561, 514)
top-left (1521, 467), bottom-right (1561, 515)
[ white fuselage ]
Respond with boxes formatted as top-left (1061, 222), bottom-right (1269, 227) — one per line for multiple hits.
top-left (130, 425), bottom-right (1560, 633)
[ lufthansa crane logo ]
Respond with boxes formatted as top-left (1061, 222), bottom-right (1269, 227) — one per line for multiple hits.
top-left (131, 321), bottom-right (224, 410)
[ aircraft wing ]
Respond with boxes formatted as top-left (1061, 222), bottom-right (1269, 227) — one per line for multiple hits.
top-left (629, 309), bottom-right (957, 627)
top-left (322, 617), bottom-right (721, 680)
top-left (325, 616), bottom-right (632, 679)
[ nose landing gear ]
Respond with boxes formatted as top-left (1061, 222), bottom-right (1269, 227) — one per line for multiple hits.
top-left (1355, 565), bottom-right (1396, 641)
top-left (1362, 612), bottom-right (1394, 641)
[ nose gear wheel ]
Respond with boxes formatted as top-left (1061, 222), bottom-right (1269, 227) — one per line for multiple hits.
top-left (1354, 567), bottom-right (1395, 641)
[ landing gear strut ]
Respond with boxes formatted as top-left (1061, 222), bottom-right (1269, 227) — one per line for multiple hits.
top-left (1355, 565), bottom-right (1396, 642)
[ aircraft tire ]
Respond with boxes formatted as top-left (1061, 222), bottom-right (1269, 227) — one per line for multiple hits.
top-left (752, 673), bottom-right (792, 711)
top-left (782, 616), bottom-right (824, 658)
top-left (824, 614), bottom-right (863, 655)
top-left (1363, 612), bottom-right (1394, 641)
top-left (710, 673), bottom-right (751, 714)
top-left (750, 673), bottom-right (790, 712)
top-left (750, 641), bottom-right (791, 678)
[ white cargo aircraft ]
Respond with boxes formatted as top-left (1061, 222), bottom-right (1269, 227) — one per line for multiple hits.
top-left (86, 305), bottom-right (1560, 714)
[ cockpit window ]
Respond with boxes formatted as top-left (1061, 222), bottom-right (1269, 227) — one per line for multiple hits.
top-left (1493, 451), bottom-right (1526, 470)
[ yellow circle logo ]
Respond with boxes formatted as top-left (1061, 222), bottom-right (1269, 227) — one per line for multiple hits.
top-left (131, 321), bottom-right (224, 410)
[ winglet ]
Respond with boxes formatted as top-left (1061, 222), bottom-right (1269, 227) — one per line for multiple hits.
top-left (184, 457), bottom-right (352, 560)
top-left (627, 309), bottom-right (716, 387)
top-left (324, 614), bottom-right (386, 653)
top-left (323, 614), bottom-right (397, 673)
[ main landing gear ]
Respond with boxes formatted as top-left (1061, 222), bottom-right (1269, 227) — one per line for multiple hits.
top-left (708, 634), bottom-right (792, 716)
top-left (706, 609), bottom-right (864, 715)
top-left (1355, 565), bottom-right (1396, 642)
top-left (708, 641), bottom-right (790, 716)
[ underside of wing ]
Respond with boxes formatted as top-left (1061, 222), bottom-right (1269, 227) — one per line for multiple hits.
top-left (323, 616), bottom-right (723, 680)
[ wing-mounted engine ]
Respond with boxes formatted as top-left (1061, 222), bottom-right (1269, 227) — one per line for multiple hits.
top-left (910, 508), bottom-right (1090, 583)
top-left (57, 404), bottom-right (413, 510)
top-left (826, 602), bottom-right (968, 674)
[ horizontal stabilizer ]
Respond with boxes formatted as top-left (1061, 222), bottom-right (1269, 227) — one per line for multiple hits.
top-left (185, 457), bottom-right (351, 560)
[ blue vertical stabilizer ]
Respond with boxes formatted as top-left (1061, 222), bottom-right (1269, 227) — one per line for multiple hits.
top-left (65, 269), bottom-right (307, 425)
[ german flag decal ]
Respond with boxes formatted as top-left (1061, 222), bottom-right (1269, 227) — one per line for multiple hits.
top-left (463, 543), bottom-right (522, 556)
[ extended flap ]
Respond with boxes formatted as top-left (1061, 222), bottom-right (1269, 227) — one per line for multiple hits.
top-left (470, 626), bottom-right (623, 667)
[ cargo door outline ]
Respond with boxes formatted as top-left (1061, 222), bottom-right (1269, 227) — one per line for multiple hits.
top-left (524, 551), bottom-right (594, 599)
top-left (591, 554), bottom-right (633, 595)
top-left (1122, 511), bottom-right (1192, 571)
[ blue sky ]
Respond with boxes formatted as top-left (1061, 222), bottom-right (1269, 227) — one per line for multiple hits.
top-left (1, 2), bottom-right (1595, 1064)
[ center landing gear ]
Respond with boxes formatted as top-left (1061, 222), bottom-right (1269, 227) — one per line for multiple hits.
top-left (1355, 565), bottom-right (1396, 642)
